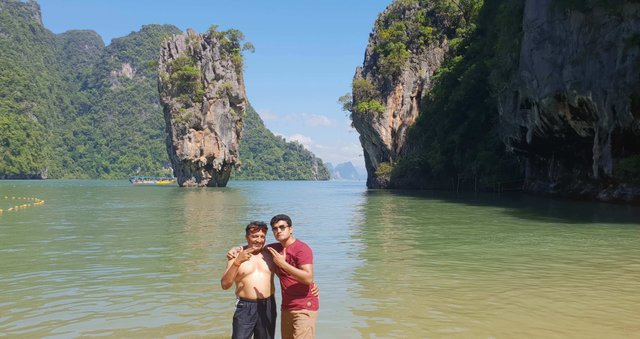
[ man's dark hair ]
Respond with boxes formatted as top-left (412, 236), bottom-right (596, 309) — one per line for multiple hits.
top-left (246, 221), bottom-right (268, 236)
top-left (270, 214), bottom-right (292, 227)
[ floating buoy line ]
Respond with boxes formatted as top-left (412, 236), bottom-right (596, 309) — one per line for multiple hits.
top-left (0, 196), bottom-right (45, 215)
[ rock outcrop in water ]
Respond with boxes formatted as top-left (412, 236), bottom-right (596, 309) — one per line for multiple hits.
top-left (499, 0), bottom-right (640, 201)
top-left (349, 1), bottom-right (459, 188)
top-left (158, 28), bottom-right (247, 187)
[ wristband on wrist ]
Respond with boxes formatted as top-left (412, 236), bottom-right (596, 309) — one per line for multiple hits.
top-left (233, 260), bottom-right (241, 267)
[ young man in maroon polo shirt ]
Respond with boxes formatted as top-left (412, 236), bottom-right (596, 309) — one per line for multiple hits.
top-left (265, 214), bottom-right (319, 339)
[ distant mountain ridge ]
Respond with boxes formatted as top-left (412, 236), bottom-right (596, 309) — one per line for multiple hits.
top-left (0, 0), bottom-right (328, 180)
top-left (325, 161), bottom-right (366, 180)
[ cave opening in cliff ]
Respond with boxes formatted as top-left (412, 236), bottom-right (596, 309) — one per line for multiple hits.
top-left (525, 128), bottom-right (595, 181)
top-left (612, 127), bottom-right (640, 160)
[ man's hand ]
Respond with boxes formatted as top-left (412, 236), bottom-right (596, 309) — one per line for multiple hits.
top-left (232, 247), bottom-right (252, 267)
top-left (266, 247), bottom-right (286, 267)
top-left (310, 282), bottom-right (319, 298)
top-left (266, 247), bottom-right (314, 285)
top-left (226, 246), bottom-right (242, 260)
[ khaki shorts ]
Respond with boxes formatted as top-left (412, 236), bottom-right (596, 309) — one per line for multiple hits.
top-left (281, 309), bottom-right (318, 339)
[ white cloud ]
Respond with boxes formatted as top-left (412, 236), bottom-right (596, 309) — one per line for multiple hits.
top-left (345, 120), bottom-right (357, 132)
top-left (286, 134), bottom-right (313, 149)
top-left (275, 131), bottom-right (365, 168)
top-left (254, 111), bottom-right (363, 167)
top-left (309, 141), bottom-right (364, 168)
top-left (257, 109), bottom-right (279, 121)
top-left (259, 110), bottom-right (333, 128)
top-left (304, 114), bottom-right (332, 127)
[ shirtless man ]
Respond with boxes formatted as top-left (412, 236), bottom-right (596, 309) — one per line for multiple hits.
top-left (221, 221), bottom-right (276, 339)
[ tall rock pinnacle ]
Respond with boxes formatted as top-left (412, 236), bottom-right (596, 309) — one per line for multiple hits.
top-left (350, 1), bottom-right (454, 188)
top-left (158, 28), bottom-right (247, 187)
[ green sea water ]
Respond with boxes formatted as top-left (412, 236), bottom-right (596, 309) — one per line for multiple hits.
top-left (1, 180), bottom-right (639, 338)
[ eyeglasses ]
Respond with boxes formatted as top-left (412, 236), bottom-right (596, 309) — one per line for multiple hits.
top-left (272, 225), bottom-right (290, 232)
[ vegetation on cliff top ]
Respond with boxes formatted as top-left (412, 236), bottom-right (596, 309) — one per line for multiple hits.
top-left (207, 25), bottom-right (255, 76)
top-left (341, 0), bottom-right (484, 120)
top-left (374, 0), bottom-right (481, 79)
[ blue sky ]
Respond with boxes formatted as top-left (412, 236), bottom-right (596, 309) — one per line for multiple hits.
top-left (38, 0), bottom-right (393, 169)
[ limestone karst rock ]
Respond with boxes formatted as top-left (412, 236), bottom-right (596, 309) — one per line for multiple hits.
top-left (499, 0), bottom-right (640, 201)
top-left (352, 0), bottom-right (640, 202)
top-left (158, 28), bottom-right (247, 187)
top-left (350, 1), bottom-right (453, 188)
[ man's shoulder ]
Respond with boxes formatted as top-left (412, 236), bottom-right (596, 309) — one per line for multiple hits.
top-left (291, 239), bottom-right (312, 253)
top-left (266, 242), bottom-right (282, 251)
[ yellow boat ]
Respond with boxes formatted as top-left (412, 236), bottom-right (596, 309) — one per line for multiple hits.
top-left (129, 176), bottom-right (176, 185)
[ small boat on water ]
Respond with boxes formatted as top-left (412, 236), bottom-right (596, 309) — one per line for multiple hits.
top-left (129, 176), bottom-right (176, 185)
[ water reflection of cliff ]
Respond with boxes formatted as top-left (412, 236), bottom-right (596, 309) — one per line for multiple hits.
top-left (169, 188), bottom-right (250, 336)
top-left (348, 190), bottom-right (439, 337)
top-left (176, 188), bottom-right (248, 269)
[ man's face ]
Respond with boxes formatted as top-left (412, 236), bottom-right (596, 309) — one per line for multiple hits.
top-left (245, 229), bottom-right (267, 253)
top-left (271, 220), bottom-right (292, 242)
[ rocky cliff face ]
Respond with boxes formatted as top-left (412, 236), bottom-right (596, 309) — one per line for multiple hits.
top-left (499, 0), bottom-right (640, 201)
top-left (351, 0), bottom-right (640, 202)
top-left (158, 29), bottom-right (247, 187)
top-left (350, 1), bottom-right (456, 188)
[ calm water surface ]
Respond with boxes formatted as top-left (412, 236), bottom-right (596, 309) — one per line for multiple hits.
top-left (0, 180), bottom-right (639, 338)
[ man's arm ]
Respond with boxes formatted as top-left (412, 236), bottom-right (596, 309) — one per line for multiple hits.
top-left (220, 247), bottom-right (251, 289)
top-left (266, 247), bottom-right (314, 285)
top-left (220, 259), bottom-right (240, 290)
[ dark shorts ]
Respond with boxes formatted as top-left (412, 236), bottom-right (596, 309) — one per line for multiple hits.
top-left (232, 295), bottom-right (277, 339)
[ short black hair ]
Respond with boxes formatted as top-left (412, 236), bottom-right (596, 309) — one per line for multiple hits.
top-left (245, 221), bottom-right (268, 236)
top-left (270, 214), bottom-right (292, 227)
